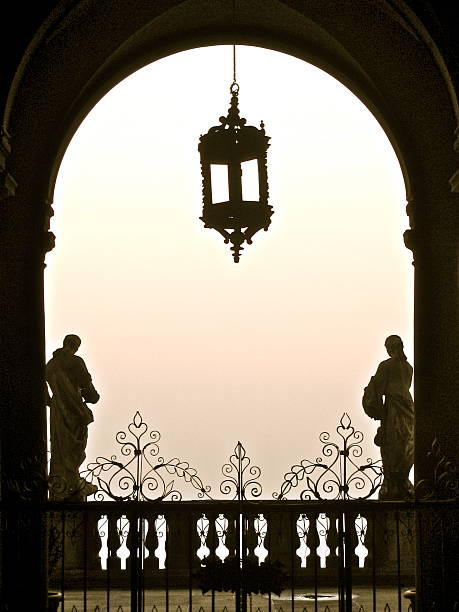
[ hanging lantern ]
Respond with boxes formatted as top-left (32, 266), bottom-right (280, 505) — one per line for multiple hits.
top-left (198, 81), bottom-right (273, 262)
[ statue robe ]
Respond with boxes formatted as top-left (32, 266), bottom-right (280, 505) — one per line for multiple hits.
top-left (46, 348), bottom-right (99, 498)
top-left (363, 356), bottom-right (414, 499)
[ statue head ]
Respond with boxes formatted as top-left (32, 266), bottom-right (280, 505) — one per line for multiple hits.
top-left (63, 334), bottom-right (81, 354)
top-left (384, 334), bottom-right (407, 360)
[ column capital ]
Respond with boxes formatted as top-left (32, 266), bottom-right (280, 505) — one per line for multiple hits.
top-left (403, 198), bottom-right (416, 263)
top-left (42, 199), bottom-right (56, 263)
top-left (42, 231), bottom-right (56, 255)
top-left (403, 228), bottom-right (417, 253)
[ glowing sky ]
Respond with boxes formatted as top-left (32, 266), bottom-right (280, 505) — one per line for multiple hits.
top-left (45, 46), bottom-right (413, 497)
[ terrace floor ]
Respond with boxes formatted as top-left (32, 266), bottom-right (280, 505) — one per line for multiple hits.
top-left (54, 586), bottom-right (415, 612)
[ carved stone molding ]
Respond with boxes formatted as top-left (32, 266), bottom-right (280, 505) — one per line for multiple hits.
top-left (403, 199), bottom-right (416, 265)
top-left (43, 200), bottom-right (56, 261)
top-left (44, 200), bottom-right (54, 231)
top-left (405, 199), bottom-right (415, 229)
top-left (452, 125), bottom-right (459, 191)
top-left (449, 167), bottom-right (459, 193)
top-left (0, 128), bottom-right (11, 170)
top-left (454, 124), bottom-right (459, 154)
top-left (0, 128), bottom-right (17, 200)
top-left (403, 228), bottom-right (417, 264)
top-left (42, 230), bottom-right (56, 255)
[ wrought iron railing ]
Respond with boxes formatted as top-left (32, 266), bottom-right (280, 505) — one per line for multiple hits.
top-left (3, 412), bottom-right (458, 611)
top-left (38, 496), bottom-right (459, 612)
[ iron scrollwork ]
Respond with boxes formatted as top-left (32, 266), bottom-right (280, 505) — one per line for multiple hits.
top-left (81, 412), bottom-right (211, 501)
top-left (274, 413), bottom-right (383, 500)
top-left (415, 437), bottom-right (459, 501)
top-left (4, 454), bottom-right (48, 501)
top-left (220, 441), bottom-right (263, 500)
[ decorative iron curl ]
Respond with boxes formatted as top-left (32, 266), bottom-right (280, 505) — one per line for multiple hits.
top-left (81, 412), bottom-right (212, 501)
top-left (5, 454), bottom-right (48, 501)
top-left (220, 441), bottom-right (263, 500)
top-left (274, 413), bottom-right (383, 500)
top-left (415, 437), bottom-right (459, 501)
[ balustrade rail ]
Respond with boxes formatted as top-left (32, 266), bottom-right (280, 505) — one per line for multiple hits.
top-left (3, 412), bottom-right (457, 611)
top-left (40, 498), bottom-right (426, 612)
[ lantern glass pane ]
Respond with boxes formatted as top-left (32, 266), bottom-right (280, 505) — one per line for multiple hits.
top-left (210, 164), bottom-right (229, 203)
top-left (241, 159), bottom-right (259, 201)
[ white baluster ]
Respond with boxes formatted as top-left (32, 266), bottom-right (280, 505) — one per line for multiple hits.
top-left (197, 514), bottom-right (210, 563)
top-left (116, 515), bottom-right (130, 570)
top-left (215, 514), bottom-right (229, 562)
top-left (154, 515), bottom-right (167, 569)
top-left (296, 514), bottom-right (310, 568)
top-left (316, 513), bottom-right (330, 568)
top-left (97, 515), bottom-right (109, 570)
top-left (141, 518), bottom-right (150, 568)
top-left (354, 514), bottom-right (368, 568)
top-left (254, 514), bottom-right (268, 564)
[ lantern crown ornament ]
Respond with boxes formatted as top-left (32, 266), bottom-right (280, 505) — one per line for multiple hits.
top-left (198, 81), bottom-right (273, 262)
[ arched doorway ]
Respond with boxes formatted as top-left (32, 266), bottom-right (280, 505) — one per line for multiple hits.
top-left (46, 44), bottom-right (412, 497)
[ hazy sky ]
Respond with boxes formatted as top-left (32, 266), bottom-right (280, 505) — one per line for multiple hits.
top-left (45, 46), bottom-right (413, 498)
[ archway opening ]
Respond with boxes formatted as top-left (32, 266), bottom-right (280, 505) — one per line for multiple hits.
top-left (45, 45), bottom-right (412, 496)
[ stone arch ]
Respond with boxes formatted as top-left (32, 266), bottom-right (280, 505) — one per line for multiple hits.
top-left (6, 0), bottom-right (458, 470)
top-left (1, 1), bottom-right (457, 609)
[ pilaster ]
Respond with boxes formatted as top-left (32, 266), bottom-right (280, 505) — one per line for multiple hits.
top-left (0, 182), bottom-right (50, 611)
top-left (405, 187), bottom-right (459, 610)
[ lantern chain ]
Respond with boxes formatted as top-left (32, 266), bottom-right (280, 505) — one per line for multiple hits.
top-left (232, 0), bottom-right (237, 87)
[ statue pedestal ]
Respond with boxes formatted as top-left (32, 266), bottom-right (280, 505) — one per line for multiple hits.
top-left (48, 509), bottom-right (102, 588)
top-left (369, 510), bottom-right (416, 585)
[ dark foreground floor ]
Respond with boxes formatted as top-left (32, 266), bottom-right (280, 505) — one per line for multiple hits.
top-left (55, 587), bottom-right (414, 612)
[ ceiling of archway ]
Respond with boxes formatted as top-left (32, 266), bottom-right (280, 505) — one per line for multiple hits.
top-left (4, 0), bottom-right (459, 206)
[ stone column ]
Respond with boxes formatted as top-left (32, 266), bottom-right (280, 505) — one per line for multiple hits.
top-left (0, 132), bottom-right (54, 609)
top-left (405, 188), bottom-right (459, 610)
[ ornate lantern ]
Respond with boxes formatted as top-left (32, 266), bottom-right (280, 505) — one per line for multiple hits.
top-left (199, 81), bottom-right (273, 262)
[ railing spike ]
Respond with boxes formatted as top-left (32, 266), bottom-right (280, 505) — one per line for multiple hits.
top-left (177, 606), bottom-right (183, 612)
top-left (384, 605), bottom-right (391, 612)
top-left (152, 607), bottom-right (158, 612)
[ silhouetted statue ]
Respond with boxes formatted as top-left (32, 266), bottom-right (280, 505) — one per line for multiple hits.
top-left (362, 335), bottom-right (414, 500)
top-left (46, 335), bottom-right (99, 500)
